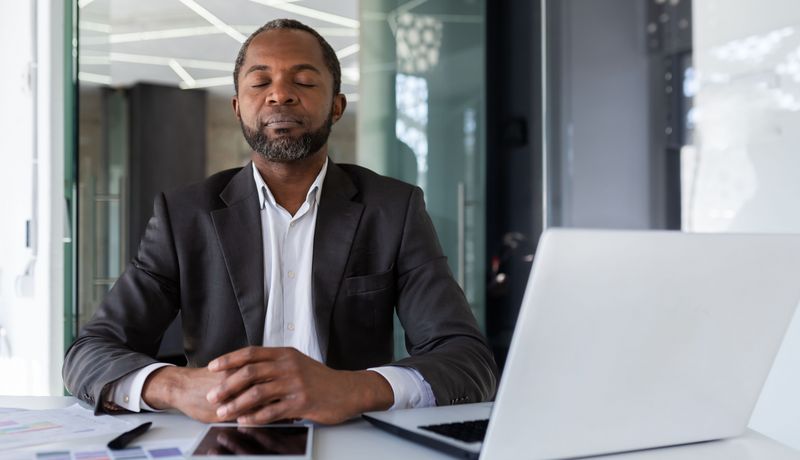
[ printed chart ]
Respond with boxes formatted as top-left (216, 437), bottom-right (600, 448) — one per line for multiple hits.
top-left (0, 405), bottom-right (133, 450)
top-left (35, 446), bottom-right (184, 460)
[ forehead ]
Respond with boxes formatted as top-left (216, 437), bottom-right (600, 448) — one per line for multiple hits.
top-left (244, 28), bottom-right (328, 71)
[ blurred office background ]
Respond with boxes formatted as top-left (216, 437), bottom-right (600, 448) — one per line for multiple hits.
top-left (2, 0), bottom-right (800, 448)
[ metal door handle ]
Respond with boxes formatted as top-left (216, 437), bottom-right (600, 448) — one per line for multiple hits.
top-left (457, 181), bottom-right (465, 289)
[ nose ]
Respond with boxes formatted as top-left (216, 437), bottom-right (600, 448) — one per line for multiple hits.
top-left (267, 78), bottom-right (297, 106)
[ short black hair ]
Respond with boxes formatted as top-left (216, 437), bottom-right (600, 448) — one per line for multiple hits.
top-left (233, 18), bottom-right (341, 96)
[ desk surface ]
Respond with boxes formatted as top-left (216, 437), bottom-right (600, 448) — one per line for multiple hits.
top-left (1, 396), bottom-right (798, 460)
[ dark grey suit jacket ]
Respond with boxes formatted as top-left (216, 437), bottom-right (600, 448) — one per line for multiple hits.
top-left (63, 161), bottom-right (497, 412)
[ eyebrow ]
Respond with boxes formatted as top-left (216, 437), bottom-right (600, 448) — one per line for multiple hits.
top-left (244, 63), bottom-right (323, 76)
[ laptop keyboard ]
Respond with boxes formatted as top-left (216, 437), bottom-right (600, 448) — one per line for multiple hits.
top-left (418, 419), bottom-right (489, 444)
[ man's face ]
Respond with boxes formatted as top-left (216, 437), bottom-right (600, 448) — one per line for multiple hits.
top-left (232, 29), bottom-right (345, 162)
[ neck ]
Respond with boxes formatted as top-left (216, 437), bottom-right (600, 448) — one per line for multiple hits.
top-left (252, 148), bottom-right (327, 215)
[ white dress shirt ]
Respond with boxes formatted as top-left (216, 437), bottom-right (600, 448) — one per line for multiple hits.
top-left (106, 160), bottom-right (435, 412)
top-left (258, 159), bottom-right (325, 359)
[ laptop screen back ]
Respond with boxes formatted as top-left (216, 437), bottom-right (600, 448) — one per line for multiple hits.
top-left (482, 230), bottom-right (800, 459)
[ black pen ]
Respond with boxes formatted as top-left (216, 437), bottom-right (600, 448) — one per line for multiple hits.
top-left (107, 421), bottom-right (152, 450)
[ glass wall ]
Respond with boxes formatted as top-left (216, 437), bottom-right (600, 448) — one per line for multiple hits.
top-left (358, 0), bottom-right (487, 356)
top-left (74, 0), bottom-right (485, 362)
top-left (75, 1), bottom-right (360, 337)
top-left (542, 0), bottom-right (800, 449)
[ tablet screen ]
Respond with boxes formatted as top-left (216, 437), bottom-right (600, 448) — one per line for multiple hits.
top-left (191, 426), bottom-right (309, 456)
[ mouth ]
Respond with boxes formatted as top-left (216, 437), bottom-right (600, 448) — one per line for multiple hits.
top-left (262, 117), bottom-right (303, 130)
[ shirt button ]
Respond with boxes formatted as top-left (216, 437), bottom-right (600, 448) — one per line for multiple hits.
top-left (123, 395), bottom-right (129, 403)
top-left (289, 221), bottom-right (295, 227)
top-left (288, 271), bottom-right (295, 279)
top-left (287, 323), bottom-right (295, 331)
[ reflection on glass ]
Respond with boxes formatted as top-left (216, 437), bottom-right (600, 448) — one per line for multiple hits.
top-left (75, 1), bottom-right (360, 326)
top-left (688, 2), bottom-right (800, 232)
top-left (394, 12), bottom-right (443, 74)
top-left (359, 0), bottom-right (487, 355)
top-left (395, 74), bottom-right (429, 193)
top-left (74, 0), bottom-right (482, 365)
top-left (192, 426), bottom-right (309, 456)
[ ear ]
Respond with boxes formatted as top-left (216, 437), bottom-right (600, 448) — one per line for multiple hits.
top-left (331, 93), bottom-right (347, 124)
top-left (232, 95), bottom-right (241, 120)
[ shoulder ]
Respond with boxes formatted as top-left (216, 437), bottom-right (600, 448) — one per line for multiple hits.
top-left (162, 166), bottom-right (245, 210)
top-left (335, 163), bottom-right (419, 202)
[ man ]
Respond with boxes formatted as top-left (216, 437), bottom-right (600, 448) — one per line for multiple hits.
top-left (63, 19), bottom-right (497, 425)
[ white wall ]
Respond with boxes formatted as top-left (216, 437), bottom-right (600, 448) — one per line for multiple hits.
top-left (0, 0), bottom-right (41, 394)
top-left (691, 0), bottom-right (800, 448)
top-left (0, 0), bottom-right (65, 396)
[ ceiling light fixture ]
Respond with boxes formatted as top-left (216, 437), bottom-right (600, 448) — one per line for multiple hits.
top-left (341, 66), bottom-right (360, 84)
top-left (336, 43), bottom-right (360, 59)
top-left (181, 76), bottom-right (233, 89)
top-left (109, 52), bottom-right (232, 71)
top-left (78, 72), bottom-right (112, 85)
top-left (78, 20), bottom-right (111, 33)
top-left (177, 0), bottom-right (247, 43)
top-left (169, 59), bottom-right (197, 88)
top-left (107, 26), bottom-right (222, 44)
top-left (310, 27), bottom-right (359, 37)
top-left (248, 0), bottom-right (359, 29)
top-left (80, 55), bottom-right (111, 65)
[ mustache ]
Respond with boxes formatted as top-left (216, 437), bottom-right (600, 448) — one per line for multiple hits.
top-left (259, 109), bottom-right (305, 127)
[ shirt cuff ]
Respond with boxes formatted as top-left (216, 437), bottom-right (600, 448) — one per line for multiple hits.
top-left (368, 366), bottom-right (436, 410)
top-left (107, 362), bottom-right (174, 412)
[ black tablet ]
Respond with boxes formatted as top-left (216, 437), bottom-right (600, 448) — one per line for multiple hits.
top-left (188, 424), bottom-right (312, 459)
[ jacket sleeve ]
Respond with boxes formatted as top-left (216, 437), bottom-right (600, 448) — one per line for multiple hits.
top-left (62, 193), bottom-right (180, 414)
top-left (391, 187), bottom-right (498, 405)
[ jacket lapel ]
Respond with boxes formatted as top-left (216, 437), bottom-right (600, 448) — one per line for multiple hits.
top-left (211, 163), bottom-right (265, 346)
top-left (313, 162), bottom-right (364, 355)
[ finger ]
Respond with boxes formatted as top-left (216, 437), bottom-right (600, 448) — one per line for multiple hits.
top-left (237, 399), bottom-right (294, 425)
top-left (216, 380), bottom-right (288, 420)
top-left (208, 361), bottom-right (286, 404)
top-left (209, 346), bottom-right (291, 372)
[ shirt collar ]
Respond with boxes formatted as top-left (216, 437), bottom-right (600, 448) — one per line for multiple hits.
top-left (251, 158), bottom-right (329, 211)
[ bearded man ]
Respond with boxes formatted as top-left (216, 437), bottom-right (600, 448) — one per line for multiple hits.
top-left (63, 18), bottom-right (497, 424)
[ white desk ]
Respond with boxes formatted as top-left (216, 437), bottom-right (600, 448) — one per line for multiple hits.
top-left (1, 396), bottom-right (798, 460)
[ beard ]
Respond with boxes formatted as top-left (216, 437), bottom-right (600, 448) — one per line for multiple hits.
top-left (240, 110), bottom-right (333, 163)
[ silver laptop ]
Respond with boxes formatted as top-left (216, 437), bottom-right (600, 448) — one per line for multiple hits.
top-left (364, 229), bottom-right (800, 459)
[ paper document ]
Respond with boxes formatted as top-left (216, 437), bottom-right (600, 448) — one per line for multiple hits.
top-left (0, 443), bottom-right (188, 460)
top-left (33, 445), bottom-right (186, 460)
top-left (0, 404), bottom-right (133, 451)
